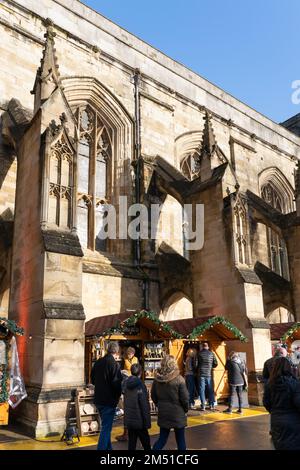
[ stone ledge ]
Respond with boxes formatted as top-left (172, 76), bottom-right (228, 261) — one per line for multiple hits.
top-left (43, 301), bottom-right (85, 320)
top-left (83, 261), bottom-right (147, 279)
top-left (24, 385), bottom-right (79, 403)
top-left (248, 318), bottom-right (270, 329)
top-left (42, 229), bottom-right (84, 257)
top-left (237, 267), bottom-right (262, 285)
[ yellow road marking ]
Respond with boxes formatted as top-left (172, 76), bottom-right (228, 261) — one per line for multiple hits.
top-left (0, 407), bottom-right (268, 450)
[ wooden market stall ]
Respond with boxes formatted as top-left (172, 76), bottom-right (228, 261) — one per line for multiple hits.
top-left (270, 322), bottom-right (300, 351)
top-left (167, 316), bottom-right (248, 402)
top-left (0, 317), bottom-right (24, 426)
top-left (85, 310), bottom-right (183, 414)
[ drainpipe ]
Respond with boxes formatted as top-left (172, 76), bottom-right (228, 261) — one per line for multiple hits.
top-left (133, 69), bottom-right (149, 310)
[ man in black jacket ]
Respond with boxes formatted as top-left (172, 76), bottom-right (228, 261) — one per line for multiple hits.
top-left (263, 346), bottom-right (287, 382)
top-left (91, 342), bottom-right (122, 450)
top-left (197, 343), bottom-right (218, 411)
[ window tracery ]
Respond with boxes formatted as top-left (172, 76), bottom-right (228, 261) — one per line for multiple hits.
top-left (261, 184), bottom-right (290, 279)
top-left (76, 105), bottom-right (112, 252)
top-left (48, 132), bottom-right (73, 228)
top-left (180, 152), bottom-right (200, 181)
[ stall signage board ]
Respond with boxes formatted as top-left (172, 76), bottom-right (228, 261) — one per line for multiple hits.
top-left (121, 325), bottom-right (140, 336)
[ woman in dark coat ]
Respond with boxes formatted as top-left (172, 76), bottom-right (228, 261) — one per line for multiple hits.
top-left (224, 351), bottom-right (247, 414)
top-left (263, 357), bottom-right (300, 450)
top-left (124, 363), bottom-right (151, 451)
top-left (151, 355), bottom-right (189, 450)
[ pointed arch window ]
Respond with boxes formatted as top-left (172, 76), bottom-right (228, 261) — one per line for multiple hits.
top-left (261, 184), bottom-right (290, 279)
top-left (233, 200), bottom-right (250, 266)
top-left (48, 132), bottom-right (73, 229)
top-left (261, 184), bottom-right (283, 212)
top-left (180, 152), bottom-right (200, 181)
top-left (266, 228), bottom-right (289, 280)
top-left (76, 105), bottom-right (112, 252)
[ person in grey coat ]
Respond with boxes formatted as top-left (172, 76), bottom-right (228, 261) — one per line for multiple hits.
top-left (151, 355), bottom-right (189, 450)
top-left (124, 363), bottom-right (151, 451)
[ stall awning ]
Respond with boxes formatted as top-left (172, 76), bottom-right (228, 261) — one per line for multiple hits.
top-left (85, 310), bottom-right (183, 339)
top-left (167, 316), bottom-right (248, 342)
top-left (270, 322), bottom-right (300, 342)
top-left (270, 322), bottom-right (294, 341)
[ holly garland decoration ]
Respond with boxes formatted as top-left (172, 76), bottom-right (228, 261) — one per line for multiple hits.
top-left (188, 316), bottom-right (248, 342)
top-left (281, 322), bottom-right (300, 342)
top-left (100, 310), bottom-right (183, 339)
top-left (0, 317), bottom-right (24, 336)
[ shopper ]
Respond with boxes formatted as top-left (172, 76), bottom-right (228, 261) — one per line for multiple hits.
top-left (291, 346), bottom-right (300, 378)
top-left (122, 346), bottom-right (139, 375)
top-left (91, 341), bottom-right (122, 450)
top-left (262, 345), bottom-right (287, 382)
top-left (151, 355), bottom-right (189, 450)
top-left (263, 357), bottom-right (300, 450)
top-left (197, 342), bottom-right (218, 411)
top-left (124, 363), bottom-right (151, 451)
top-left (224, 351), bottom-right (247, 414)
top-left (184, 348), bottom-right (198, 410)
top-left (116, 347), bottom-right (139, 441)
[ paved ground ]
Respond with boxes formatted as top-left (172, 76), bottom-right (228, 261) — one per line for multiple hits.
top-left (0, 406), bottom-right (271, 450)
top-left (77, 414), bottom-right (272, 451)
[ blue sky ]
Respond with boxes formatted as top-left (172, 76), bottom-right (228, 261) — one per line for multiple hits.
top-left (84, 0), bottom-right (299, 123)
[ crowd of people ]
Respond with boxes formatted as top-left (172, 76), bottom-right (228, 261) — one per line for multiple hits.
top-left (91, 341), bottom-right (247, 451)
top-left (91, 340), bottom-right (300, 450)
top-left (262, 343), bottom-right (300, 450)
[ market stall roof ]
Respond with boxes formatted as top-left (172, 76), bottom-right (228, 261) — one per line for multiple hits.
top-left (270, 322), bottom-right (294, 341)
top-left (167, 316), bottom-right (248, 342)
top-left (0, 317), bottom-right (24, 336)
top-left (280, 322), bottom-right (300, 341)
top-left (85, 310), bottom-right (183, 339)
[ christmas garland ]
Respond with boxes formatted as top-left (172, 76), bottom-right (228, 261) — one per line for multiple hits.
top-left (0, 317), bottom-right (24, 336)
top-left (0, 339), bottom-right (9, 404)
top-left (281, 322), bottom-right (300, 342)
top-left (187, 316), bottom-right (248, 342)
top-left (102, 310), bottom-right (183, 339)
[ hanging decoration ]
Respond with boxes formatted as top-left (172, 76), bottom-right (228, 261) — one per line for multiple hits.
top-left (8, 337), bottom-right (27, 408)
top-left (0, 317), bottom-right (25, 405)
top-left (187, 316), bottom-right (248, 342)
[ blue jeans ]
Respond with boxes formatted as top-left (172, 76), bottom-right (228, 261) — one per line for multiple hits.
top-left (153, 427), bottom-right (186, 451)
top-left (185, 375), bottom-right (196, 406)
top-left (198, 376), bottom-right (215, 407)
top-left (96, 405), bottom-right (116, 450)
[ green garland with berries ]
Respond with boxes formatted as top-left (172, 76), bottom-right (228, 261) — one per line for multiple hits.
top-left (0, 317), bottom-right (24, 336)
top-left (101, 310), bottom-right (183, 339)
top-left (281, 322), bottom-right (300, 342)
top-left (188, 316), bottom-right (248, 342)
